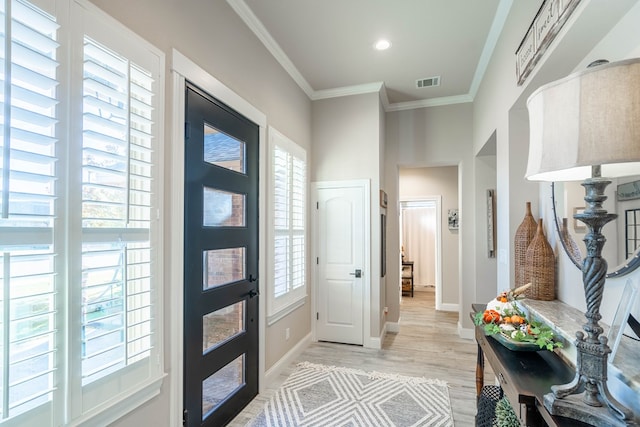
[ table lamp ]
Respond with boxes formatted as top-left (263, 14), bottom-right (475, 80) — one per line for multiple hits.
top-left (526, 58), bottom-right (640, 426)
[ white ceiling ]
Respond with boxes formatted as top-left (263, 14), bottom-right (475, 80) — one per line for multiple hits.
top-left (228, 0), bottom-right (512, 111)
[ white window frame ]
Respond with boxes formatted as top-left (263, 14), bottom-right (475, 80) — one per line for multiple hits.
top-left (266, 127), bottom-right (307, 325)
top-left (0, 0), bottom-right (165, 425)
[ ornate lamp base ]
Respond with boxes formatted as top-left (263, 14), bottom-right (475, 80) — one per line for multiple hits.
top-left (543, 172), bottom-right (638, 426)
top-left (544, 392), bottom-right (636, 427)
top-left (543, 331), bottom-right (638, 426)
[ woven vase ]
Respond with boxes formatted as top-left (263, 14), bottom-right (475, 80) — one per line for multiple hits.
top-left (561, 217), bottom-right (582, 264)
top-left (524, 219), bottom-right (556, 300)
top-left (514, 202), bottom-right (537, 289)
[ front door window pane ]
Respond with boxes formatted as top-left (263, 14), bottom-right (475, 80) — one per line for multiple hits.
top-left (203, 247), bottom-right (245, 290)
top-left (203, 301), bottom-right (244, 354)
top-left (204, 124), bottom-right (246, 174)
top-left (202, 354), bottom-right (245, 419)
top-left (203, 187), bottom-right (245, 227)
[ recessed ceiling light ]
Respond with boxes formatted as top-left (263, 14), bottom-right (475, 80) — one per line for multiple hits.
top-left (374, 39), bottom-right (391, 51)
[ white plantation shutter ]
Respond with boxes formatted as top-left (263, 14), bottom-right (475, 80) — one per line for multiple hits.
top-left (1, 0), bottom-right (164, 425)
top-left (273, 146), bottom-right (289, 298)
top-left (81, 38), bottom-right (155, 385)
top-left (0, 0), bottom-right (59, 423)
top-left (291, 156), bottom-right (305, 291)
top-left (268, 127), bottom-right (307, 321)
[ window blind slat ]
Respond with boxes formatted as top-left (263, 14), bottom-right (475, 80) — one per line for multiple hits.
top-left (83, 94), bottom-right (127, 120)
top-left (12, 0), bottom-right (58, 34)
top-left (9, 169), bottom-right (54, 185)
top-left (83, 112), bottom-right (127, 136)
top-left (83, 41), bottom-right (127, 76)
top-left (10, 148), bottom-right (55, 168)
top-left (11, 105), bottom-right (56, 128)
top-left (11, 62), bottom-right (58, 91)
top-left (10, 41), bottom-right (58, 78)
top-left (6, 127), bottom-right (56, 147)
top-left (12, 19), bottom-right (59, 55)
top-left (11, 85), bottom-right (57, 109)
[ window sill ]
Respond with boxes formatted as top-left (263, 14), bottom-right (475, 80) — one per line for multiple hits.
top-left (267, 296), bottom-right (306, 326)
top-left (73, 373), bottom-right (166, 427)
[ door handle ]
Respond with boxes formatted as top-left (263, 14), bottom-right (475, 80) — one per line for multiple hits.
top-left (349, 269), bottom-right (362, 278)
top-left (248, 274), bottom-right (258, 282)
top-left (247, 289), bottom-right (259, 298)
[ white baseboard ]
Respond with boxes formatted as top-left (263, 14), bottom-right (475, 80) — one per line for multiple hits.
top-left (366, 321), bottom-right (387, 350)
top-left (264, 332), bottom-right (312, 388)
top-left (386, 321), bottom-right (400, 333)
top-left (438, 303), bottom-right (459, 312)
top-left (457, 322), bottom-right (475, 340)
top-left (368, 337), bottom-right (382, 349)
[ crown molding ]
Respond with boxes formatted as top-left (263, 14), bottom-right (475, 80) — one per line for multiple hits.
top-left (226, 0), bottom-right (314, 97)
top-left (378, 83), bottom-right (390, 111)
top-left (386, 94), bottom-right (474, 112)
top-left (311, 82), bottom-right (385, 101)
top-left (469, 0), bottom-right (513, 98)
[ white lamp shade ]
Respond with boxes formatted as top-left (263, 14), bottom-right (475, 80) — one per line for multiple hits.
top-left (526, 58), bottom-right (640, 182)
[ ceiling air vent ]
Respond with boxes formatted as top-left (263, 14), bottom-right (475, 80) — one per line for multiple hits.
top-left (416, 76), bottom-right (440, 88)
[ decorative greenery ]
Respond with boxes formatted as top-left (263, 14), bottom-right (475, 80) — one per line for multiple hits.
top-left (474, 304), bottom-right (563, 352)
top-left (492, 397), bottom-right (520, 427)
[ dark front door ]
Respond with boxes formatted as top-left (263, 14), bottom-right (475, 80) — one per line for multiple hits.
top-left (183, 83), bottom-right (259, 426)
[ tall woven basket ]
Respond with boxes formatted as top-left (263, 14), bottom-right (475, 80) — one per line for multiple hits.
top-left (524, 219), bottom-right (556, 300)
top-left (514, 202), bottom-right (537, 289)
top-left (561, 217), bottom-right (582, 264)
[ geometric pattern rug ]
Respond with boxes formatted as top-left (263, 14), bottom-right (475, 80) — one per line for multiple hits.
top-left (247, 362), bottom-right (454, 427)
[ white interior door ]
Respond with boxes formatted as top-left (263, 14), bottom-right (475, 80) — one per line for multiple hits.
top-left (314, 183), bottom-right (365, 345)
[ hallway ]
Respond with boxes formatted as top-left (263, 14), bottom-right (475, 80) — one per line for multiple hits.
top-left (231, 289), bottom-right (489, 426)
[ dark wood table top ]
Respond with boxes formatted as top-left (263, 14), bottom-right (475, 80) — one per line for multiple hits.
top-left (472, 303), bottom-right (591, 427)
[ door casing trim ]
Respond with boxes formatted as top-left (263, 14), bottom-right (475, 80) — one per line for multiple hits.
top-left (169, 49), bottom-right (267, 427)
top-left (311, 179), bottom-right (373, 348)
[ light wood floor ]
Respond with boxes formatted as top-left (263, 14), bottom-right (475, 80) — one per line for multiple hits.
top-left (229, 288), bottom-right (494, 426)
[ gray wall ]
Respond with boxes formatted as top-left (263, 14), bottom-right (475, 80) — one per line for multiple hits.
top-left (311, 92), bottom-right (385, 341)
top-left (384, 103), bottom-right (474, 325)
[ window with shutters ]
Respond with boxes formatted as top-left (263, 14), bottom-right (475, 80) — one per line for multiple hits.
top-left (267, 127), bottom-right (306, 324)
top-left (0, 0), bottom-right (164, 425)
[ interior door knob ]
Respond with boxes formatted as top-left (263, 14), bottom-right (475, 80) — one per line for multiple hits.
top-left (349, 269), bottom-right (362, 278)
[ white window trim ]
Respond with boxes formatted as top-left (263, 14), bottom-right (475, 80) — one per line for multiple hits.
top-left (266, 126), bottom-right (307, 325)
top-left (70, 3), bottom-right (166, 425)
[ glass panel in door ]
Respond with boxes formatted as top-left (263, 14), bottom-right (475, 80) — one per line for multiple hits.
top-left (203, 301), bottom-right (245, 353)
top-left (201, 354), bottom-right (245, 418)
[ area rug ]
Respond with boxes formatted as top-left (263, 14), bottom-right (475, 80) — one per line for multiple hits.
top-left (248, 362), bottom-right (454, 427)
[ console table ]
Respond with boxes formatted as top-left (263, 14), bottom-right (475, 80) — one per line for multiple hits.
top-left (472, 304), bottom-right (591, 427)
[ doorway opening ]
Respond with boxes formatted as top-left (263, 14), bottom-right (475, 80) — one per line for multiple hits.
top-left (399, 198), bottom-right (442, 305)
top-left (398, 165), bottom-right (459, 313)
